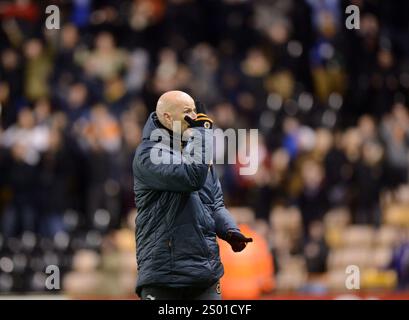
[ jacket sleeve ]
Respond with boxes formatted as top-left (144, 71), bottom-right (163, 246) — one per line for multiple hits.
top-left (134, 128), bottom-right (211, 192)
top-left (212, 169), bottom-right (240, 240)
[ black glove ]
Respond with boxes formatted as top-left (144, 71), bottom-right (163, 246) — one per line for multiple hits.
top-left (195, 100), bottom-right (207, 114)
top-left (184, 101), bottom-right (213, 129)
top-left (226, 230), bottom-right (253, 252)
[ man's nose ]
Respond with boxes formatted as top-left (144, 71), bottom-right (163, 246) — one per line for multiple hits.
top-left (190, 111), bottom-right (197, 119)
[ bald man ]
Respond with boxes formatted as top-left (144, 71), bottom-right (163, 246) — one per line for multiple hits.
top-left (133, 91), bottom-right (252, 300)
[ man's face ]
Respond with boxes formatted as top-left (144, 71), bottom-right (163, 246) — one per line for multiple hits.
top-left (168, 99), bottom-right (197, 134)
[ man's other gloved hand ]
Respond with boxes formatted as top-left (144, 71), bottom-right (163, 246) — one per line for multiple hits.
top-left (184, 101), bottom-right (213, 129)
top-left (226, 230), bottom-right (253, 252)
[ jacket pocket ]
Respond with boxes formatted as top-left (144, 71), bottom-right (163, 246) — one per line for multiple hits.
top-left (197, 203), bottom-right (216, 237)
top-left (148, 228), bottom-right (173, 271)
top-left (194, 222), bottom-right (211, 258)
top-left (172, 224), bottom-right (209, 259)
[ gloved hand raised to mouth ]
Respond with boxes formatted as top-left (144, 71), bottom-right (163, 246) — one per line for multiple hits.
top-left (181, 100), bottom-right (214, 165)
top-left (184, 101), bottom-right (214, 129)
top-left (225, 230), bottom-right (253, 252)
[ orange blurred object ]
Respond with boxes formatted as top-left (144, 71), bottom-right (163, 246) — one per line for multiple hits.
top-left (218, 224), bottom-right (275, 299)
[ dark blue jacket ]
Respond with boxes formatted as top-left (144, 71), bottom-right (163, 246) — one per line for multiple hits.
top-left (133, 112), bottom-right (239, 295)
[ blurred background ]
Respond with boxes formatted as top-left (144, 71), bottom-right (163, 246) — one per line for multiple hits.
top-left (1, 0), bottom-right (409, 299)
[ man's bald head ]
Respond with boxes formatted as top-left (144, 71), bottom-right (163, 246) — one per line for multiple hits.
top-left (156, 90), bottom-right (197, 133)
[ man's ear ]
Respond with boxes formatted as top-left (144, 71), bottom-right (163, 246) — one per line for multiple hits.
top-left (163, 112), bottom-right (173, 128)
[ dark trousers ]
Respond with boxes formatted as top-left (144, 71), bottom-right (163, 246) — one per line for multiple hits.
top-left (140, 282), bottom-right (221, 300)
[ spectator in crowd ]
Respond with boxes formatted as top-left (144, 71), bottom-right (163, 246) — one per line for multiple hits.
top-left (389, 229), bottom-right (409, 290)
top-left (303, 221), bottom-right (329, 274)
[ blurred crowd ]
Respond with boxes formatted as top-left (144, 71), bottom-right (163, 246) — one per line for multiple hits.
top-left (1, 0), bottom-right (409, 295)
